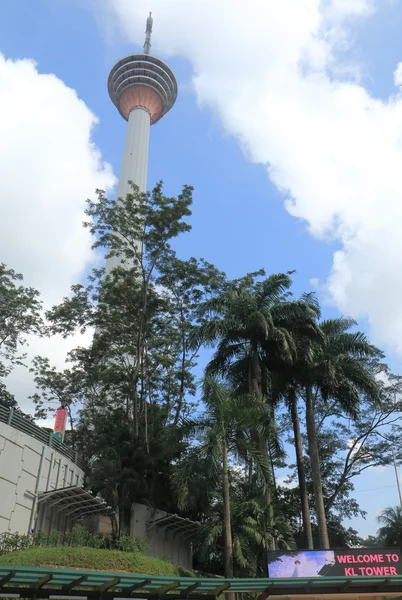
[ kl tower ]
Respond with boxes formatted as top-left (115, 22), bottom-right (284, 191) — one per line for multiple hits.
top-left (106, 13), bottom-right (178, 273)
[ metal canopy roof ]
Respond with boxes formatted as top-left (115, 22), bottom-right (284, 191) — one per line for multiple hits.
top-left (1, 566), bottom-right (402, 600)
top-left (147, 513), bottom-right (200, 540)
top-left (37, 486), bottom-right (114, 519)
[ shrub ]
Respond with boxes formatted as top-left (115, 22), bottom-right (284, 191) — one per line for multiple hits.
top-left (0, 525), bottom-right (147, 556)
top-left (0, 532), bottom-right (33, 554)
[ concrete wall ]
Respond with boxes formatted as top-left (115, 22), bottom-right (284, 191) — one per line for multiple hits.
top-left (96, 503), bottom-right (193, 569)
top-left (131, 504), bottom-right (193, 569)
top-left (0, 421), bottom-right (85, 536)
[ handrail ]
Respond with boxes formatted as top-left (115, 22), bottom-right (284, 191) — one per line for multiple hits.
top-left (0, 405), bottom-right (85, 471)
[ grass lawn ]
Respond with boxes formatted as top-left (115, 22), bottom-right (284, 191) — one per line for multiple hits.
top-left (0, 546), bottom-right (196, 577)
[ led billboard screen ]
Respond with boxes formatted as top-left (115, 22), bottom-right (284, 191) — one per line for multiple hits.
top-left (267, 548), bottom-right (402, 578)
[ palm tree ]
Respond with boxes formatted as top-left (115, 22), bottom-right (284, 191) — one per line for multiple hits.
top-left (200, 474), bottom-right (295, 577)
top-left (293, 318), bottom-right (381, 548)
top-left (174, 376), bottom-right (271, 580)
top-left (377, 506), bottom-right (402, 547)
top-left (192, 271), bottom-right (320, 509)
top-left (271, 293), bottom-right (322, 550)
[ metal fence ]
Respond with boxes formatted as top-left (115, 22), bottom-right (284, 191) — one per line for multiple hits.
top-left (0, 405), bottom-right (85, 471)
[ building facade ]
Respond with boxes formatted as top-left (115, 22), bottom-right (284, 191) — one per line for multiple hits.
top-left (0, 406), bottom-right (85, 536)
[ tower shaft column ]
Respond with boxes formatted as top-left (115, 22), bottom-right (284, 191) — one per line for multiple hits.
top-left (105, 107), bottom-right (150, 275)
top-left (117, 107), bottom-right (150, 198)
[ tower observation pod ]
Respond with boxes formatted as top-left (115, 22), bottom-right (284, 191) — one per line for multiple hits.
top-left (105, 13), bottom-right (178, 273)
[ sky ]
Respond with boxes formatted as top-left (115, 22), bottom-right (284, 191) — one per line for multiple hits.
top-left (1, 0), bottom-right (402, 538)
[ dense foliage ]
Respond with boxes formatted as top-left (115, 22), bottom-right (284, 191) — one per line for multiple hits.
top-left (2, 182), bottom-right (402, 577)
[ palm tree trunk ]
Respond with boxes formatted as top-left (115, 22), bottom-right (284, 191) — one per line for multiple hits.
top-left (259, 436), bottom-right (272, 507)
top-left (305, 385), bottom-right (329, 548)
top-left (248, 457), bottom-right (253, 483)
top-left (222, 439), bottom-right (234, 579)
top-left (268, 426), bottom-right (278, 497)
top-left (249, 354), bottom-right (272, 508)
top-left (289, 389), bottom-right (314, 549)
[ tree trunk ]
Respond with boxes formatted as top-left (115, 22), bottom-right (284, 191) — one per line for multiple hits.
top-left (289, 389), bottom-right (313, 549)
top-left (173, 310), bottom-right (186, 426)
top-left (305, 385), bottom-right (329, 548)
top-left (144, 394), bottom-right (149, 453)
top-left (118, 497), bottom-right (131, 537)
top-left (248, 457), bottom-right (253, 483)
top-left (249, 353), bottom-right (272, 510)
top-left (268, 440), bottom-right (277, 496)
top-left (222, 439), bottom-right (234, 580)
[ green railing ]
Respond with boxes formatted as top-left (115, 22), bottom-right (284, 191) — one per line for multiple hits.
top-left (0, 406), bottom-right (85, 471)
top-left (0, 566), bottom-right (402, 600)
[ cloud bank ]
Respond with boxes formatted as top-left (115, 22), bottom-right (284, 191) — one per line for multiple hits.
top-left (0, 53), bottom-right (115, 411)
top-left (103, 0), bottom-right (402, 356)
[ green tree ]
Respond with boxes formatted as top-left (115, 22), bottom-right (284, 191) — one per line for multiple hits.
top-left (76, 403), bottom-right (186, 535)
top-left (315, 391), bottom-right (402, 517)
top-left (0, 262), bottom-right (43, 385)
top-left (360, 534), bottom-right (385, 547)
top-left (175, 376), bottom-right (271, 579)
top-left (271, 292), bottom-right (322, 549)
top-left (44, 183), bottom-right (229, 537)
top-left (197, 472), bottom-right (294, 577)
top-left (291, 318), bottom-right (381, 548)
top-left (377, 506), bottom-right (402, 547)
top-left (29, 356), bottom-right (88, 450)
top-left (0, 381), bottom-right (17, 409)
top-left (157, 256), bottom-right (226, 424)
top-left (46, 183), bottom-right (216, 433)
top-left (193, 271), bottom-right (320, 513)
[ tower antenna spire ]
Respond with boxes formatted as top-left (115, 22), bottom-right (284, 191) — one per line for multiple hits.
top-left (143, 11), bottom-right (153, 54)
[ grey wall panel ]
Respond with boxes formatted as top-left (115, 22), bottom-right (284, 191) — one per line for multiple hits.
top-left (0, 422), bottom-right (85, 536)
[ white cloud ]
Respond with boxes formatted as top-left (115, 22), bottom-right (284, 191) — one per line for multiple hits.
top-left (101, 0), bottom-right (402, 357)
top-left (394, 62), bottom-right (402, 86)
top-left (323, 0), bottom-right (375, 20)
top-left (0, 53), bottom-right (116, 411)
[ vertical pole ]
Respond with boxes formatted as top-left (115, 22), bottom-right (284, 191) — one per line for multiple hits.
top-left (63, 464), bottom-right (68, 487)
top-left (27, 444), bottom-right (46, 534)
top-left (7, 408), bottom-right (14, 425)
top-left (37, 502), bottom-right (48, 533)
top-left (392, 446), bottom-right (402, 508)
top-left (49, 505), bottom-right (55, 532)
top-left (55, 459), bottom-right (62, 489)
top-left (46, 452), bottom-right (55, 491)
top-left (56, 506), bottom-right (62, 535)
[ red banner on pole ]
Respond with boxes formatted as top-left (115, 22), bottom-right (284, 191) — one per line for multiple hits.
top-left (53, 407), bottom-right (67, 442)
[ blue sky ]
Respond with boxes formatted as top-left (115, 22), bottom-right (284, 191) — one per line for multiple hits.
top-left (2, 0), bottom-right (402, 538)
